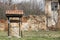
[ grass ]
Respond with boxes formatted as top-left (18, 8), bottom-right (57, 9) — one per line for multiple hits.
top-left (0, 31), bottom-right (60, 40)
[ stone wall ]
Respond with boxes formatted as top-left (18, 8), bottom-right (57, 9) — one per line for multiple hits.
top-left (10, 23), bottom-right (20, 38)
top-left (21, 15), bottom-right (47, 31)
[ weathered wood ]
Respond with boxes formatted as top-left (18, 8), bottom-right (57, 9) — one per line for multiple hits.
top-left (6, 12), bottom-right (23, 38)
top-left (6, 14), bottom-right (23, 17)
top-left (6, 10), bottom-right (23, 14)
top-left (8, 17), bottom-right (10, 36)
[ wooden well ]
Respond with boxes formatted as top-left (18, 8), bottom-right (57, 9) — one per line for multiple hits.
top-left (5, 10), bottom-right (23, 38)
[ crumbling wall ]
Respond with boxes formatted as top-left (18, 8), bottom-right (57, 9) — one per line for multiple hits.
top-left (21, 15), bottom-right (47, 31)
top-left (57, 5), bottom-right (60, 30)
top-left (45, 0), bottom-right (59, 30)
top-left (0, 20), bottom-right (7, 31)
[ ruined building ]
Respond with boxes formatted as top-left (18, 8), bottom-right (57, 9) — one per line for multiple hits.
top-left (21, 0), bottom-right (60, 31)
top-left (45, 0), bottom-right (59, 30)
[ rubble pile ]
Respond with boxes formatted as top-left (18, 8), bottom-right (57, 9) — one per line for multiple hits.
top-left (21, 15), bottom-right (47, 31)
top-left (0, 20), bottom-right (6, 31)
top-left (0, 23), bottom-right (5, 31)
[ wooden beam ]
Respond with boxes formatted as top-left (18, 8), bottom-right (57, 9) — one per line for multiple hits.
top-left (6, 14), bottom-right (23, 17)
top-left (19, 17), bottom-right (20, 36)
top-left (8, 17), bottom-right (10, 36)
top-left (10, 20), bottom-right (20, 23)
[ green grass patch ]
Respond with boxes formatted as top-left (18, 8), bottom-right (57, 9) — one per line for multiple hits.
top-left (0, 31), bottom-right (60, 40)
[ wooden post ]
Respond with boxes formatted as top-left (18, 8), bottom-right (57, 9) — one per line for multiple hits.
top-left (19, 17), bottom-right (20, 36)
top-left (19, 16), bottom-right (23, 37)
top-left (21, 17), bottom-right (23, 37)
top-left (8, 17), bottom-right (10, 36)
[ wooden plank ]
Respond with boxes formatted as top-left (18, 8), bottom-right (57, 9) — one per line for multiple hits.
top-left (6, 10), bottom-right (23, 14)
top-left (6, 14), bottom-right (23, 17)
top-left (10, 20), bottom-right (20, 23)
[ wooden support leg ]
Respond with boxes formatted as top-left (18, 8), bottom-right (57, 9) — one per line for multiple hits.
top-left (8, 17), bottom-right (10, 36)
top-left (20, 17), bottom-right (23, 37)
top-left (19, 17), bottom-right (20, 36)
top-left (19, 17), bottom-right (22, 37)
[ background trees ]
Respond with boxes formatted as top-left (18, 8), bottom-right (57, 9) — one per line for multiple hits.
top-left (0, 0), bottom-right (45, 19)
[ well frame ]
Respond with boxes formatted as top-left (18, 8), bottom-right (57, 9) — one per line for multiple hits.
top-left (5, 10), bottom-right (23, 37)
